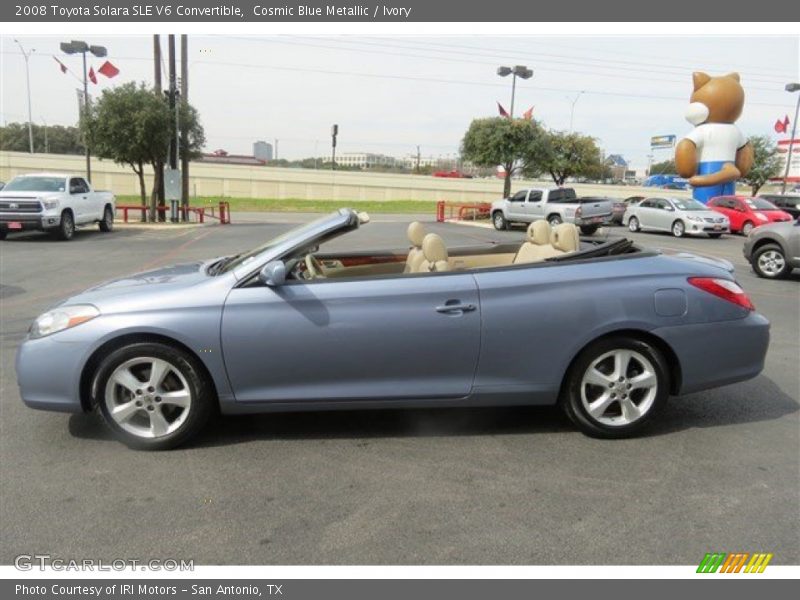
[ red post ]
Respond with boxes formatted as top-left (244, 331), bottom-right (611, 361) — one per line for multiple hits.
top-left (436, 200), bottom-right (445, 223)
top-left (219, 201), bottom-right (227, 224)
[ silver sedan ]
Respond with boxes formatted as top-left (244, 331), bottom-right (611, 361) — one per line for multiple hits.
top-left (626, 197), bottom-right (729, 238)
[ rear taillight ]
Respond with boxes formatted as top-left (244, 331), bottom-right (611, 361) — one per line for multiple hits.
top-left (688, 277), bottom-right (755, 311)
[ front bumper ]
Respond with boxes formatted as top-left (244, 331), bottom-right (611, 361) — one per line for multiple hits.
top-left (0, 212), bottom-right (60, 231)
top-left (653, 311), bottom-right (770, 395)
top-left (684, 220), bottom-right (729, 235)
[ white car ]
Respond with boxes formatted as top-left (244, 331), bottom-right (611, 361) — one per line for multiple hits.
top-left (625, 197), bottom-right (729, 238)
top-left (0, 173), bottom-right (115, 240)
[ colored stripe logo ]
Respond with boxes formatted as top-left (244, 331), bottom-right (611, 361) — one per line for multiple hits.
top-left (697, 552), bottom-right (773, 573)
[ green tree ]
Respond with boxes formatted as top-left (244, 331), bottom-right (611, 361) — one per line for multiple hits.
top-left (538, 131), bottom-right (605, 186)
top-left (649, 159), bottom-right (676, 175)
top-left (461, 117), bottom-right (549, 197)
top-left (85, 82), bottom-right (205, 219)
top-left (741, 135), bottom-right (783, 195)
top-left (0, 122), bottom-right (84, 154)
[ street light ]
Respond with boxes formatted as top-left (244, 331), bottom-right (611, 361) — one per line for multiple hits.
top-left (497, 65), bottom-right (533, 118)
top-left (569, 90), bottom-right (585, 133)
top-left (13, 39), bottom-right (35, 154)
top-left (61, 40), bottom-right (107, 182)
top-left (781, 82), bottom-right (800, 194)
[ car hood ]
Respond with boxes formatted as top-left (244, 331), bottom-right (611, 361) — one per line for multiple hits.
top-left (0, 191), bottom-right (50, 199)
top-left (683, 210), bottom-right (726, 220)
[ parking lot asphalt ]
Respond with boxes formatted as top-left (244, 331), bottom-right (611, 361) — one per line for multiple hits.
top-left (1, 215), bottom-right (798, 566)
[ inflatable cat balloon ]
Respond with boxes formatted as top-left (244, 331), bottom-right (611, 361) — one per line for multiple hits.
top-left (675, 72), bottom-right (754, 203)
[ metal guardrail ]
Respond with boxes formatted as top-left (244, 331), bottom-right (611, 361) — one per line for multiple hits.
top-left (116, 201), bottom-right (231, 224)
top-left (436, 200), bottom-right (492, 223)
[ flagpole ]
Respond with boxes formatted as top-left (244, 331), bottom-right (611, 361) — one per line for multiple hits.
top-left (82, 51), bottom-right (91, 182)
top-left (13, 39), bottom-right (34, 154)
top-left (781, 83), bottom-right (800, 194)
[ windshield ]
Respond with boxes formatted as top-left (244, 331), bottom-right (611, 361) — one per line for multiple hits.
top-left (215, 213), bottom-right (341, 274)
top-left (3, 176), bottom-right (65, 192)
top-left (671, 198), bottom-right (706, 211)
top-left (744, 197), bottom-right (778, 210)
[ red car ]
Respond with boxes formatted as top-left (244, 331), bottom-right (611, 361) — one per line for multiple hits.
top-left (707, 195), bottom-right (793, 235)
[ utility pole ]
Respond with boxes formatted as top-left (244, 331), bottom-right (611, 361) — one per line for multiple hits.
top-left (153, 35), bottom-right (164, 222)
top-left (180, 34), bottom-right (189, 220)
top-left (780, 83), bottom-right (800, 194)
top-left (331, 124), bottom-right (338, 170)
top-left (13, 39), bottom-right (35, 153)
top-left (416, 145), bottom-right (421, 174)
top-left (274, 138), bottom-right (279, 160)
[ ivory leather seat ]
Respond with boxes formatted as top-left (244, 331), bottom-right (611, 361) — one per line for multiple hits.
top-left (551, 223), bottom-right (581, 254)
top-left (513, 221), bottom-right (560, 264)
top-left (405, 222), bottom-right (426, 273)
top-left (418, 233), bottom-right (450, 272)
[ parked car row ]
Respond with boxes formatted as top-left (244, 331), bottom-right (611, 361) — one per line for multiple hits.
top-left (0, 173), bottom-right (115, 241)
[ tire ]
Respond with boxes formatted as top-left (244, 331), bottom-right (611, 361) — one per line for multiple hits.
top-left (580, 225), bottom-right (599, 235)
top-left (492, 211), bottom-right (508, 231)
top-left (751, 243), bottom-right (790, 279)
top-left (561, 336), bottom-right (669, 439)
top-left (671, 220), bottom-right (685, 238)
top-left (98, 205), bottom-right (114, 232)
top-left (0, 229), bottom-right (6, 240)
top-left (708, 233), bottom-right (722, 239)
top-left (547, 214), bottom-right (563, 226)
top-left (54, 209), bottom-right (75, 241)
top-left (741, 221), bottom-right (754, 236)
top-left (94, 342), bottom-right (215, 450)
top-left (627, 216), bottom-right (640, 232)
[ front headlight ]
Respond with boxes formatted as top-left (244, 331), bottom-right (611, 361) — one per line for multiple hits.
top-left (42, 197), bottom-right (60, 210)
top-left (687, 215), bottom-right (703, 222)
top-left (30, 305), bottom-right (100, 339)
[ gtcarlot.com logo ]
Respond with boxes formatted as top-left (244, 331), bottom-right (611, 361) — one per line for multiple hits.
top-left (697, 552), bottom-right (773, 573)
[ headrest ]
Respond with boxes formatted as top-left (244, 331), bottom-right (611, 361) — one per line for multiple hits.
top-left (422, 233), bottom-right (448, 263)
top-left (551, 223), bottom-right (580, 253)
top-left (357, 211), bottom-right (370, 224)
top-left (527, 220), bottom-right (552, 245)
top-left (407, 221), bottom-right (426, 247)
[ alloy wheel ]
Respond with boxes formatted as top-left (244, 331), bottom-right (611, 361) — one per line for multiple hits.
top-left (103, 357), bottom-right (193, 439)
top-left (628, 217), bottom-right (639, 232)
top-left (579, 349), bottom-right (658, 427)
top-left (757, 249), bottom-right (786, 277)
top-left (672, 221), bottom-right (684, 237)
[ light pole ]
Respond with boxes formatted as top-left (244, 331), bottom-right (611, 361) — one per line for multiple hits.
top-left (60, 40), bottom-right (107, 182)
top-left (497, 65), bottom-right (533, 118)
top-left (569, 90), bottom-right (585, 133)
top-left (13, 39), bottom-right (35, 153)
top-left (781, 82), bottom-right (800, 194)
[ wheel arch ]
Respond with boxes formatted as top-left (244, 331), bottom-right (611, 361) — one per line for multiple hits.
top-left (558, 328), bottom-right (682, 400)
top-left (750, 236), bottom-right (787, 257)
top-left (79, 332), bottom-right (220, 412)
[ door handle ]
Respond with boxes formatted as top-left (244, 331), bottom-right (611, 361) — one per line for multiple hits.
top-left (435, 303), bottom-right (476, 314)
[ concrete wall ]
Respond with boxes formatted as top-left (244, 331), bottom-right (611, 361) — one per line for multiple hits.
top-left (0, 151), bottom-right (690, 203)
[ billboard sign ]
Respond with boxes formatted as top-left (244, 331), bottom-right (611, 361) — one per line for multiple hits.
top-left (773, 139), bottom-right (800, 182)
top-left (651, 135), bottom-right (676, 149)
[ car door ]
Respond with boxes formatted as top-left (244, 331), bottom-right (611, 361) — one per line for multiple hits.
top-left (522, 190), bottom-right (544, 220)
top-left (221, 271), bottom-right (482, 404)
top-left (636, 198), bottom-right (658, 230)
top-left (653, 199), bottom-right (675, 230)
top-left (506, 190), bottom-right (528, 220)
top-left (68, 177), bottom-right (90, 222)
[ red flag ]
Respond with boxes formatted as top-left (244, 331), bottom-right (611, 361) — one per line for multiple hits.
top-left (88, 67), bottom-right (97, 84)
top-left (97, 60), bottom-right (119, 79)
top-left (53, 56), bottom-right (67, 74)
top-left (497, 102), bottom-right (509, 118)
top-left (522, 106), bottom-right (534, 120)
top-left (775, 115), bottom-right (791, 133)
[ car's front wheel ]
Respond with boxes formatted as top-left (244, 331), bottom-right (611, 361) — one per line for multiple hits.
top-left (741, 221), bottom-right (754, 236)
top-left (671, 220), bottom-right (685, 237)
top-left (627, 216), bottom-right (640, 232)
top-left (94, 342), bottom-right (214, 450)
top-left (55, 209), bottom-right (75, 241)
top-left (492, 211), bottom-right (508, 231)
top-left (752, 243), bottom-right (790, 279)
top-left (562, 336), bottom-right (669, 438)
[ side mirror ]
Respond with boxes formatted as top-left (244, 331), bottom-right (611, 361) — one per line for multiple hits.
top-left (664, 206), bottom-right (674, 211)
top-left (258, 260), bottom-right (286, 287)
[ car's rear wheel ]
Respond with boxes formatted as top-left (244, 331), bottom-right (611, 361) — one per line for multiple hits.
top-left (671, 220), bottom-right (685, 237)
top-left (547, 214), bottom-right (563, 226)
top-left (627, 216), bottom-right (640, 232)
top-left (580, 225), bottom-right (599, 235)
top-left (741, 221), bottom-right (754, 236)
top-left (562, 336), bottom-right (669, 438)
top-left (752, 243), bottom-right (790, 279)
top-left (54, 209), bottom-right (75, 241)
top-left (94, 342), bottom-right (214, 450)
top-left (492, 212), bottom-right (508, 231)
top-left (98, 205), bottom-right (114, 232)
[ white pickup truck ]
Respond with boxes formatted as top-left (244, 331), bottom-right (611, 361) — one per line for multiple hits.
top-left (491, 187), bottom-right (613, 234)
top-left (0, 173), bottom-right (115, 241)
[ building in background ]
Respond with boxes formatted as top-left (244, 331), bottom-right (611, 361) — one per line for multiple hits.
top-left (605, 154), bottom-right (629, 181)
top-left (335, 152), bottom-right (397, 169)
top-left (253, 141), bottom-right (274, 162)
top-left (199, 148), bottom-right (266, 166)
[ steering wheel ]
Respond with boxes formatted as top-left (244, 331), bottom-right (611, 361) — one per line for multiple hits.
top-left (305, 254), bottom-right (327, 279)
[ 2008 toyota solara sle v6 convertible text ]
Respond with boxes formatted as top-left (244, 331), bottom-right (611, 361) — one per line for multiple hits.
top-left (16, 210), bottom-right (770, 450)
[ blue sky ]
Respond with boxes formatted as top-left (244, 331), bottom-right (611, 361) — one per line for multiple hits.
top-left (2, 34), bottom-right (798, 169)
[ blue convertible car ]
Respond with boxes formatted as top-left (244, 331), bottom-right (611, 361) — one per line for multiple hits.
top-left (16, 209), bottom-right (769, 449)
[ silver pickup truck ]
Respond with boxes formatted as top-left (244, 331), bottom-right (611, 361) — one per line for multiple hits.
top-left (491, 187), bottom-right (613, 234)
